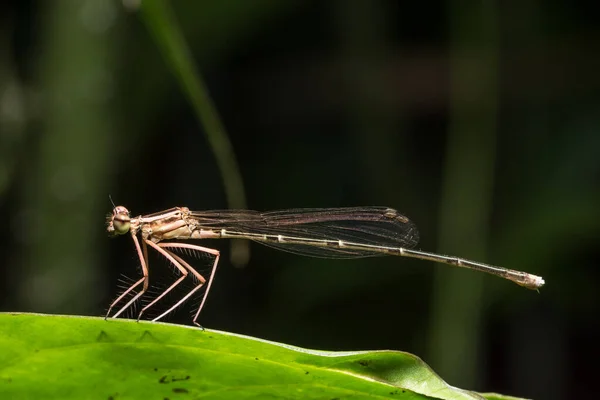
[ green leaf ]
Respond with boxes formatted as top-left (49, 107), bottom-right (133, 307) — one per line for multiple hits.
top-left (0, 313), bottom-right (526, 399)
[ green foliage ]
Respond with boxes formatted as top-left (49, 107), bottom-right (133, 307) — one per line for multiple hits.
top-left (0, 314), bottom-right (526, 400)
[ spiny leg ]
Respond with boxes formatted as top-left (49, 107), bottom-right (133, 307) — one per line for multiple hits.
top-left (147, 248), bottom-right (206, 323)
top-left (136, 240), bottom-right (190, 321)
top-left (106, 234), bottom-right (149, 319)
top-left (150, 242), bottom-right (220, 327)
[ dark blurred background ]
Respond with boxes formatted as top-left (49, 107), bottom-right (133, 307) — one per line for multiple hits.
top-left (0, 1), bottom-right (598, 399)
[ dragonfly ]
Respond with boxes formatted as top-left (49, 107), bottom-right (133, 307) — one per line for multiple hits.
top-left (105, 205), bottom-right (545, 326)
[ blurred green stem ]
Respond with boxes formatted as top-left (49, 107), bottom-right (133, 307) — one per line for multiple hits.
top-left (428, 1), bottom-right (499, 387)
top-left (140, 0), bottom-right (248, 265)
top-left (19, 1), bottom-right (112, 313)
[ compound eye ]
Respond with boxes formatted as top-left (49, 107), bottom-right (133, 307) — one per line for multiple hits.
top-left (110, 206), bottom-right (131, 235)
top-left (112, 217), bottom-right (130, 235)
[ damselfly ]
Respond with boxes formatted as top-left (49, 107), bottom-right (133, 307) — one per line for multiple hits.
top-left (106, 206), bottom-right (544, 326)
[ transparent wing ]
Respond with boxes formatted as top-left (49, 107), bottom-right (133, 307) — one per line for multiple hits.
top-left (189, 207), bottom-right (420, 259)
